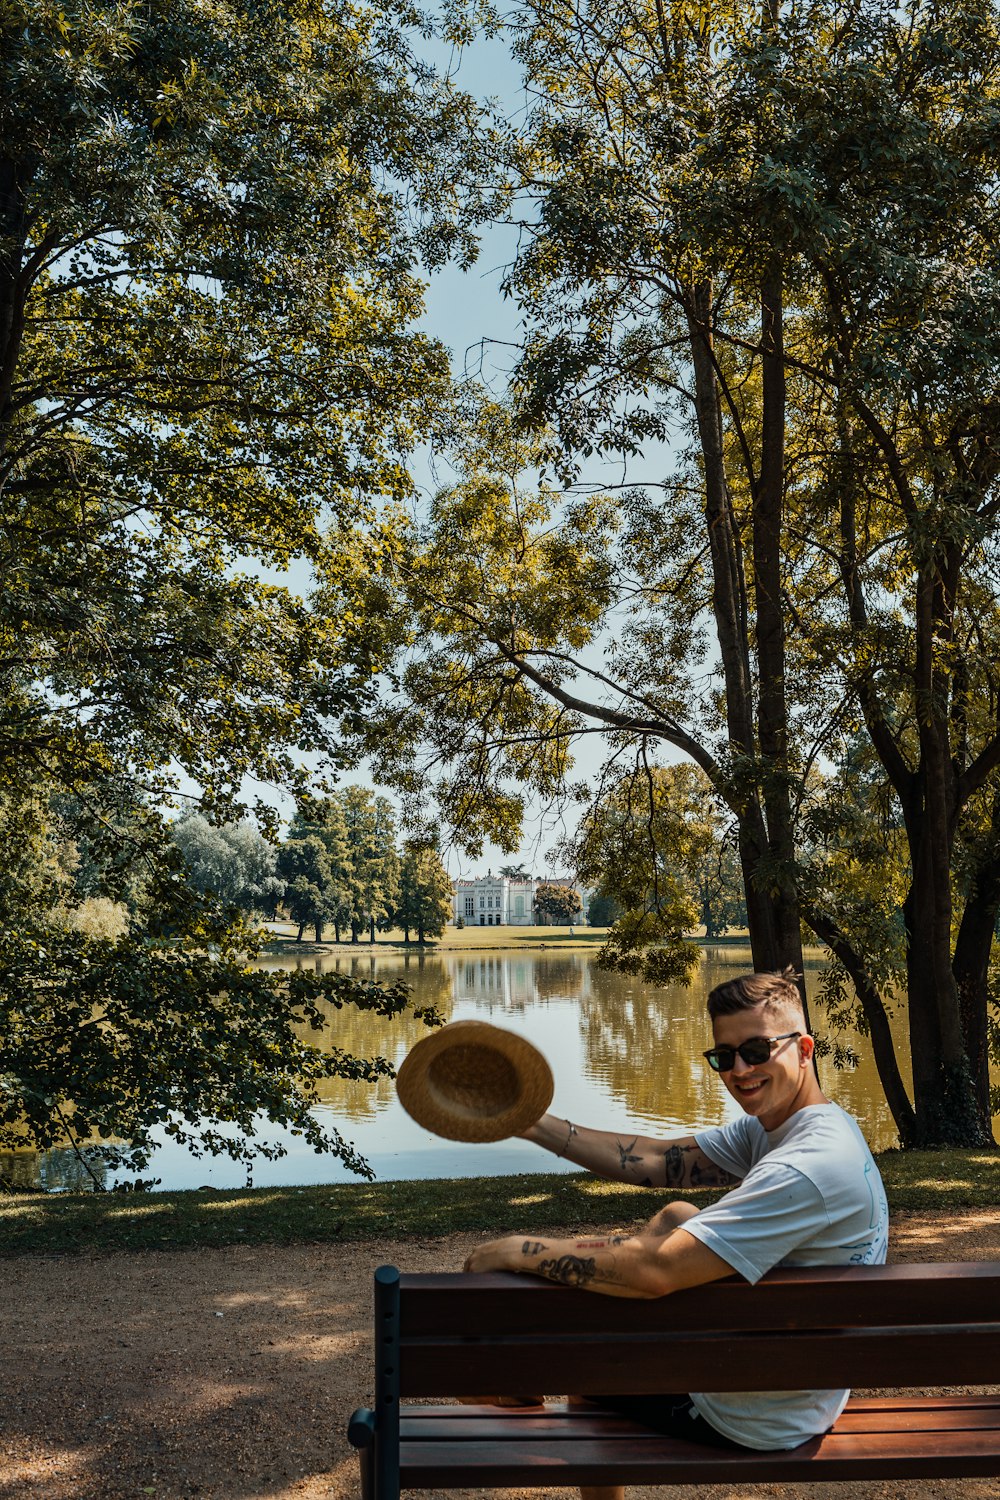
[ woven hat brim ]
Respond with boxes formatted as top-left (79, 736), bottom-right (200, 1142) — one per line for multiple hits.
top-left (395, 1020), bottom-right (554, 1143)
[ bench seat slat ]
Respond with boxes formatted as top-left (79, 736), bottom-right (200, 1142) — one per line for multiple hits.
top-left (400, 1395), bottom-right (1000, 1441)
top-left (399, 1426), bottom-right (1000, 1487)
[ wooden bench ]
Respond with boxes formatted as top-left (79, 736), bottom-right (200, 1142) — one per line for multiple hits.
top-left (348, 1261), bottom-right (1000, 1498)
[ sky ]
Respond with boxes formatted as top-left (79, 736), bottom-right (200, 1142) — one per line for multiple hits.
top-left (231, 21), bottom-right (687, 879)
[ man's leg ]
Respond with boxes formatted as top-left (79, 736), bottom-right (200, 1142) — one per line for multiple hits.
top-left (639, 1199), bottom-right (700, 1237)
top-left (576, 1206), bottom-right (700, 1500)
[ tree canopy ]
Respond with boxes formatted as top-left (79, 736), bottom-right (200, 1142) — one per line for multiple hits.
top-left (339, 0), bottom-right (1000, 1146)
top-left (0, 0), bottom-right (492, 1180)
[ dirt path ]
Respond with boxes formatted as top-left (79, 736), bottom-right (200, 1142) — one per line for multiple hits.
top-left (2, 1209), bottom-right (998, 1500)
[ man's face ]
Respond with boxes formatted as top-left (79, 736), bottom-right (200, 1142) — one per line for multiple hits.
top-left (711, 1005), bottom-right (813, 1131)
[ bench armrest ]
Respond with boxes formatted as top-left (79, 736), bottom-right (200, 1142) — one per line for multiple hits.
top-left (348, 1407), bottom-right (377, 1450)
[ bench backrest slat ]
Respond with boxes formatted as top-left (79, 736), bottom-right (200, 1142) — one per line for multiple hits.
top-left (391, 1265), bottom-right (1000, 1397)
top-left (403, 1326), bottom-right (1000, 1394)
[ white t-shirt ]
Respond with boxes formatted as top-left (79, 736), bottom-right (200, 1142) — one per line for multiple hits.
top-left (682, 1104), bottom-right (889, 1450)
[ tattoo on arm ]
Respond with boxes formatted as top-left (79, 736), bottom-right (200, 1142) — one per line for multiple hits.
top-left (690, 1158), bottom-right (737, 1188)
top-left (664, 1145), bottom-right (686, 1188)
top-left (664, 1145), bottom-right (737, 1189)
top-left (616, 1136), bottom-right (643, 1171)
top-left (522, 1240), bottom-right (548, 1255)
top-left (536, 1254), bottom-right (598, 1288)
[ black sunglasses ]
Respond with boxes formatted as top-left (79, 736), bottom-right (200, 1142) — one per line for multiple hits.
top-left (703, 1032), bottom-right (801, 1073)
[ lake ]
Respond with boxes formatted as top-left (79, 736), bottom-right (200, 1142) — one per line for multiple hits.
top-left (5, 945), bottom-right (941, 1192)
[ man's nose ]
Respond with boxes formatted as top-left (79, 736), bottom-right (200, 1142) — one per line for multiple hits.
top-left (730, 1050), bottom-right (754, 1074)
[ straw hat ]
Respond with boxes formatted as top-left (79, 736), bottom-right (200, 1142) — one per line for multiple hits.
top-left (395, 1020), bottom-right (554, 1143)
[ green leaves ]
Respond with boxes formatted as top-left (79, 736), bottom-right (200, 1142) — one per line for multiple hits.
top-left (0, 916), bottom-right (441, 1183)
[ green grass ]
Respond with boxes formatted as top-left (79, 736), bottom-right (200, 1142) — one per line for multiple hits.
top-left (265, 923), bottom-right (611, 952)
top-left (0, 1150), bottom-right (996, 1257)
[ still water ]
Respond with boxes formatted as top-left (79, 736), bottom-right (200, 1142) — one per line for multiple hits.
top-left (9, 947), bottom-right (945, 1191)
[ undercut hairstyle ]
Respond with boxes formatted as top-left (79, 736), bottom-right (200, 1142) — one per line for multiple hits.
top-left (707, 965), bottom-right (806, 1030)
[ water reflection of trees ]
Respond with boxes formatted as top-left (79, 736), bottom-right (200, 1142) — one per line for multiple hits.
top-left (577, 965), bottom-right (727, 1131)
top-left (1, 1146), bottom-right (109, 1192)
top-left (286, 954), bottom-right (455, 1121)
top-left (576, 956), bottom-right (907, 1150)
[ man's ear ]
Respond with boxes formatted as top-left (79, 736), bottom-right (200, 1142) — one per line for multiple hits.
top-left (800, 1034), bottom-right (815, 1064)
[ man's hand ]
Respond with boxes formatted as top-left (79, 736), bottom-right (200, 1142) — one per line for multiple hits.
top-left (464, 1237), bottom-right (523, 1274)
top-left (463, 1225), bottom-right (732, 1298)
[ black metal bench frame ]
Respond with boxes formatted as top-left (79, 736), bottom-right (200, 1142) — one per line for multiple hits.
top-left (348, 1261), bottom-right (1000, 1498)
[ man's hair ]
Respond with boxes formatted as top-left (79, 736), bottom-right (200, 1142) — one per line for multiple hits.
top-left (707, 965), bottom-right (806, 1028)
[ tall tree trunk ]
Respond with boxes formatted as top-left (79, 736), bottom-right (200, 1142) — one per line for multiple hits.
top-left (949, 793), bottom-right (1000, 1138)
top-left (0, 156), bottom-right (32, 440)
top-left (756, 258), bottom-right (806, 988)
top-left (952, 884), bottom-right (999, 1137)
top-left (902, 559), bottom-right (989, 1145)
top-left (806, 907), bottom-right (916, 1144)
top-left (686, 275), bottom-right (807, 1016)
top-left (314, 921), bottom-right (324, 942)
top-left (296, 921), bottom-right (305, 943)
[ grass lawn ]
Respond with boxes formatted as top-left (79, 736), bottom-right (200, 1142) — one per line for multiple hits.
top-left (1, 1150), bottom-right (996, 1257)
top-left (264, 922), bottom-right (612, 952)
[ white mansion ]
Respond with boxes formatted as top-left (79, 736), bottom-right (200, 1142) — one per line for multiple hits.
top-left (452, 873), bottom-right (590, 927)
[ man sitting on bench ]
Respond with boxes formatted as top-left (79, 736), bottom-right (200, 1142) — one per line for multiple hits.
top-left (463, 966), bottom-right (889, 1490)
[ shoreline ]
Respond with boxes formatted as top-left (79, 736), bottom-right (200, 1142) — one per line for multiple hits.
top-left (2, 1153), bottom-right (997, 1258)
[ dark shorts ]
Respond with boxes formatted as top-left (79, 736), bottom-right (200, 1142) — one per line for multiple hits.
top-left (584, 1393), bottom-right (748, 1450)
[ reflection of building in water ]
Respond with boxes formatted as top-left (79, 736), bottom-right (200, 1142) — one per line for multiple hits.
top-left (449, 954), bottom-right (538, 1010)
top-left (447, 952), bottom-right (589, 1012)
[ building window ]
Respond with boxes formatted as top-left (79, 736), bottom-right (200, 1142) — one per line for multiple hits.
top-left (479, 895), bottom-right (485, 908)
top-left (464, 895), bottom-right (474, 917)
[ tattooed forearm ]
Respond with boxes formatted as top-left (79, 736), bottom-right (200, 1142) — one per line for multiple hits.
top-left (536, 1254), bottom-right (598, 1287)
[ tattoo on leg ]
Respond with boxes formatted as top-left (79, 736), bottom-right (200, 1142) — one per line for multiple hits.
top-left (522, 1240), bottom-right (547, 1256)
top-left (536, 1254), bottom-right (598, 1288)
top-left (616, 1136), bottom-right (642, 1170)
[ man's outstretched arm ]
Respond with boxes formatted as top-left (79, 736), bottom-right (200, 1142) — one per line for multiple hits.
top-left (464, 1223), bottom-right (732, 1300)
top-left (520, 1113), bottom-right (737, 1190)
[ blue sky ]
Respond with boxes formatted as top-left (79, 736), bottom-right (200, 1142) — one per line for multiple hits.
top-left (235, 23), bottom-right (687, 875)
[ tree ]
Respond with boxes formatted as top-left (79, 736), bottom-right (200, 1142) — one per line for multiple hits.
top-left (277, 835), bottom-right (337, 942)
top-left (343, 2), bottom-right (1000, 1145)
top-left (533, 881), bottom-right (583, 925)
top-left (0, 0), bottom-right (488, 828)
top-left (341, 787), bottom-right (401, 943)
top-left (171, 815), bottom-right (283, 915)
top-left (0, 0), bottom-right (484, 1174)
top-left (574, 764), bottom-right (746, 947)
top-left (282, 798), bottom-right (355, 941)
top-left (395, 844), bottom-right (454, 942)
top-left (0, 912), bottom-right (443, 1186)
top-left (584, 891), bottom-right (621, 928)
